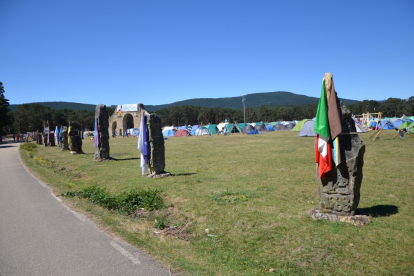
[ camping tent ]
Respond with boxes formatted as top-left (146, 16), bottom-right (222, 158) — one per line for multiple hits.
top-left (291, 119), bottom-right (309, 131)
top-left (392, 119), bottom-right (404, 128)
top-left (273, 124), bottom-right (287, 131)
top-left (195, 126), bottom-right (211, 136)
top-left (126, 128), bottom-right (139, 136)
top-left (247, 129), bottom-right (260, 135)
top-left (378, 120), bottom-right (395, 130)
top-left (298, 120), bottom-right (316, 137)
top-left (205, 124), bottom-right (218, 134)
top-left (241, 125), bottom-right (255, 134)
top-left (238, 123), bottom-right (249, 129)
top-left (285, 123), bottom-right (295, 130)
top-left (178, 125), bottom-right (190, 131)
top-left (265, 124), bottom-right (275, 131)
top-left (399, 122), bottom-right (412, 129)
top-left (190, 125), bottom-right (199, 135)
top-left (162, 127), bottom-right (176, 137)
top-left (255, 125), bottom-right (268, 132)
top-left (225, 123), bottom-right (239, 133)
top-left (355, 124), bottom-right (368, 133)
top-left (174, 129), bottom-right (190, 137)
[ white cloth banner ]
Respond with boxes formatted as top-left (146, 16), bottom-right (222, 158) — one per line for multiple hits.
top-left (117, 104), bottom-right (138, 112)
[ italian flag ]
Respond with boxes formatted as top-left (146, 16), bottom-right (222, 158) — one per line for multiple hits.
top-left (314, 79), bottom-right (333, 178)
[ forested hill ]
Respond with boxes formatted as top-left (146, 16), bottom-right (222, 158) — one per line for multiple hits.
top-left (9, 91), bottom-right (357, 112)
top-left (9, 101), bottom-right (96, 112)
top-left (145, 91), bottom-right (357, 111)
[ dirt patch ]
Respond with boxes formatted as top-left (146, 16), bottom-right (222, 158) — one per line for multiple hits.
top-left (132, 207), bottom-right (194, 241)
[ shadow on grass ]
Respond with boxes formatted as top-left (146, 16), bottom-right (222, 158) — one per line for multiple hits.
top-left (171, 173), bottom-right (197, 176)
top-left (111, 157), bottom-right (140, 161)
top-left (357, 205), bottom-right (399, 217)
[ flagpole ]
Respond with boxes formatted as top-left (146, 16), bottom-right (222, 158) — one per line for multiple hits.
top-left (242, 95), bottom-right (246, 123)
top-left (243, 102), bottom-right (245, 123)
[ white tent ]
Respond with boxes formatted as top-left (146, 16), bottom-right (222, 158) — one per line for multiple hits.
top-left (195, 127), bottom-right (211, 136)
top-left (298, 120), bottom-right (316, 137)
top-left (355, 123), bottom-right (368, 133)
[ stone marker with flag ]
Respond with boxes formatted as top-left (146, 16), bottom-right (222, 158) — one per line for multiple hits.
top-left (311, 73), bottom-right (367, 224)
top-left (314, 73), bottom-right (342, 178)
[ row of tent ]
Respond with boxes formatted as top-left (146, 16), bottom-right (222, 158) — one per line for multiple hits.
top-left (134, 117), bottom-right (391, 138)
top-left (162, 122), bottom-right (300, 137)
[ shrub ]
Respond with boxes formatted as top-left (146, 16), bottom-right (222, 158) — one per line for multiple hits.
top-left (62, 186), bottom-right (164, 214)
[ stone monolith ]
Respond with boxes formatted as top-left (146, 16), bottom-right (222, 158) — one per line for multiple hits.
top-left (94, 104), bottom-right (110, 161)
top-left (61, 127), bottom-right (69, 150)
top-left (69, 129), bottom-right (83, 154)
top-left (310, 101), bottom-right (367, 225)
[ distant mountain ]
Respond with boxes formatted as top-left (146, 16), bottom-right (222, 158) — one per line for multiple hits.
top-left (9, 102), bottom-right (97, 112)
top-left (145, 91), bottom-right (357, 111)
top-left (9, 92), bottom-right (357, 112)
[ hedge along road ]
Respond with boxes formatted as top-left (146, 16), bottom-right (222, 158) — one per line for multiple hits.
top-left (0, 139), bottom-right (169, 276)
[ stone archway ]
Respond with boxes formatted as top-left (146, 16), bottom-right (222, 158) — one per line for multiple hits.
top-left (111, 121), bottom-right (117, 136)
top-left (122, 113), bottom-right (134, 135)
top-left (108, 104), bottom-right (143, 137)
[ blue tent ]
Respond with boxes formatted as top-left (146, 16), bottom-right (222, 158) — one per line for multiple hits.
top-left (247, 129), bottom-right (260, 135)
top-left (190, 125), bottom-right (199, 136)
top-left (393, 119), bottom-right (404, 128)
top-left (162, 129), bottom-right (176, 137)
top-left (265, 124), bottom-right (275, 131)
top-left (126, 128), bottom-right (139, 136)
top-left (378, 120), bottom-right (395, 130)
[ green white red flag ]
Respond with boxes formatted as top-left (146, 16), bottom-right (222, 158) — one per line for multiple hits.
top-left (314, 79), bottom-right (333, 178)
top-left (314, 73), bottom-right (342, 178)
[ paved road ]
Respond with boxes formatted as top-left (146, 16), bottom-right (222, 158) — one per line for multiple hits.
top-left (0, 140), bottom-right (170, 276)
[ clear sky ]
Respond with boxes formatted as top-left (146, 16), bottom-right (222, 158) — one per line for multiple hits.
top-left (1, 0), bottom-right (413, 107)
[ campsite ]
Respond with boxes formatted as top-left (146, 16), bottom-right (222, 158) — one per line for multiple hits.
top-left (20, 129), bottom-right (414, 275)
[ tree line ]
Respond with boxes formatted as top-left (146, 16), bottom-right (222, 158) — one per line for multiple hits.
top-left (0, 80), bottom-right (413, 135)
top-left (153, 96), bottom-right (414, 126)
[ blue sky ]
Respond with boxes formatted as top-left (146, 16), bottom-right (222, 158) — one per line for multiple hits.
top-left (1, 0), bottom-right (413, 107)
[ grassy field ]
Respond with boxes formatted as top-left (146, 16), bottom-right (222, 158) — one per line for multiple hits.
top-left (20, 130), bottom-right (414, 275)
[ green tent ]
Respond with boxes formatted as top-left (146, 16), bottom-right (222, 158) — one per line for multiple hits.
top-left (205, 124), bottom-right (218, 134)
top-left (225, 123), bottom-right (240, 133)
top-left (291, 119), bottom-right (310, 131)
top-left (255, 122), bottom-right (264, 126)
top-left (399, 122), bottom-right (411, 129)
top-left (238, 123), bottom-right (249, 129)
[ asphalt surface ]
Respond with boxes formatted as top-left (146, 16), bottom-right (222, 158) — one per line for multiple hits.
top-left (0, 139), bottom-right (170, 276)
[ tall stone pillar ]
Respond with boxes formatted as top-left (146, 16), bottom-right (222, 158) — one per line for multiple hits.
top-left (61, 127), bottom-right (69, 150)
top-left (49, 132), bottom-right (55, 147)
top-left (311, 102), bottom-right (368, 225)
top-left (94, 104), bottom-right (110, 161)
top-left (69, 129), bottom-right (83, 154)
top-left (141, 108), bottom-right (169, 177)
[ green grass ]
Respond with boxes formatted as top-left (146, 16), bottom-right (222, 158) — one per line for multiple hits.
top-left (20, 131), bottom-right (414, 275)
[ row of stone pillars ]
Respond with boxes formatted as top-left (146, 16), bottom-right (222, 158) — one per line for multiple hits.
top-left (35, 126), bottom-right (83, 154)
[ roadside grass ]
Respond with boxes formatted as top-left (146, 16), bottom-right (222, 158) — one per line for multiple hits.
top-left (20, 130), bottom-right (414, 275)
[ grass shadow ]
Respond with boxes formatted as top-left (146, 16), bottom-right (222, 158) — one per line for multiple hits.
top-left (357, 205), bottom-right (399, 217)
top-left (111, 157), bottom-right (140, 161)
top-left (171, 173), bottom-right (197, 176)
